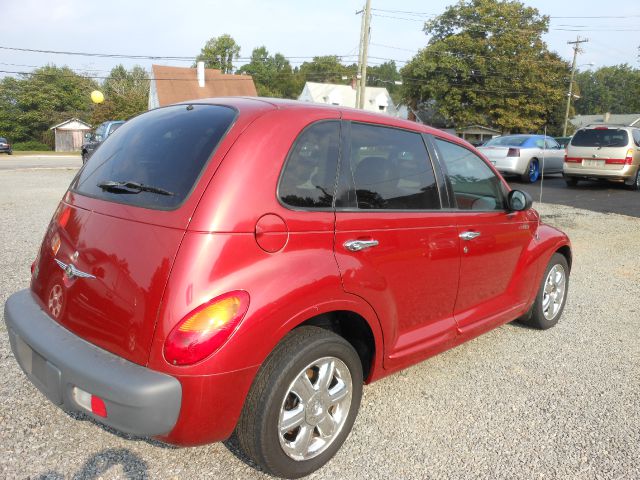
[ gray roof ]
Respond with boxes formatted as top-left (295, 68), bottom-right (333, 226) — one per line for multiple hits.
top-left (571, 114), bottom-right (640, 129)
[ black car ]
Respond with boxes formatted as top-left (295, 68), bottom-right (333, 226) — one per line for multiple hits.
top-left (0, 137), bottom-right (12, 155)
top-left (81, 121), bottom-right (124, 163)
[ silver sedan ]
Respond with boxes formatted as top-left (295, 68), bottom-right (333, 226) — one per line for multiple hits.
top-left (478, 135), bottom-right (564, 183)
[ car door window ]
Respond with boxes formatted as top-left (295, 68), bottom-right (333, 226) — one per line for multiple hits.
top-left (633, 130), bottom-right (640, 147)
top-left (345, 123), bottom-right (440, 210)
top-left (434, 138), bottom-right (506, 211)
top-left (278, 121), bottom-right (340, 209)
top-left (545, 139), bottom-right (560, 149)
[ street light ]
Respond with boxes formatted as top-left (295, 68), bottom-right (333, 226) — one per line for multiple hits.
top-left (563, 62), bottom-right (595, 136)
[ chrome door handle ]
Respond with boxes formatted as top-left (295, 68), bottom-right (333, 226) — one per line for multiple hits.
top-left (459, 231), bottom-right (481, 241)
top-left (344, 239), bottom-right (379, 252)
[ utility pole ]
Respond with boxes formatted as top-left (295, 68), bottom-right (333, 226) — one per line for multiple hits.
top-left (563, 36), bottom-right (589, 136)
top-left (356, 0), bottom-right (372, 109)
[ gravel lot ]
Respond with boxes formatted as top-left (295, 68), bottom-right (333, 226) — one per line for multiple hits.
top-left (1, 169), bottom-right (638, 479)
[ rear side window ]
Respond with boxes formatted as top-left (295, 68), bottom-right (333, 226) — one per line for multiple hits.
top-left (347, 123), bottom-right (439, 210)
top-left (278, 121), bottom-right (340, 209)
top-left (435, 138), bottom-right (505, 211)
top-left (633, 129), bottom-right (640, 147)
top-left (571, 129), bottom-right (629, 147)
top-left (73, 104), bottom-right (236, 210)
top-left (484, 136), bottom-right (529, 147)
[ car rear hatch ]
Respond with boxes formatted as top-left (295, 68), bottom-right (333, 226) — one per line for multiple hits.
top-left (30, 102), bottom-right (265, 366)
top-left (566, 128), bottom-right (631, 171)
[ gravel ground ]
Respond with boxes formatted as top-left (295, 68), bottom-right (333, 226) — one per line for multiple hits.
top-left (1, 169), bottom-right (638, 479)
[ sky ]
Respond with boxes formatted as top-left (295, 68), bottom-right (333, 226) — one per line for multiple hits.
top-left (0, 0), bottom-right (639, 81)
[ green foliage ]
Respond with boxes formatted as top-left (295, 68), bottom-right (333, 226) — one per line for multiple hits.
top-left (401, 0), bottom-right (570, 133)
top-left (298, 56), bottom-right (354, 85)
top-left (91, 65), bottom-right (149, 124)
top-left (574, 65), bottom-right (640, 114)
top-left (237, 47), bottom-right (300, 98)
top-left (195, 34), bottom-right (241, 73)
top-left (0, 65), bottom-right (97, 144)
top-left (367, 61), bottom-right (402, 103)
top-left (12, 140), bottom-right (51, 151)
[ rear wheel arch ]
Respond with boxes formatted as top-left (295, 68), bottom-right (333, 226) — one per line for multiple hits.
top-left (297, 311), bottom-right (377, 381)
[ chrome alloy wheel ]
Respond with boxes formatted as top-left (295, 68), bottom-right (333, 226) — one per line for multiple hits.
top-left (278, 356), bottom-right (353, 461)
top-left (48, 284), bottom-right (63, 318)
top-left (542, 264), bottom-right (566, 320)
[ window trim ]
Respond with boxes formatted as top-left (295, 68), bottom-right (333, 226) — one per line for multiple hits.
top-left (71, 103), bottom-right (238, 212)
top-left (276, 119), bottom-right (342, 213)
top-left (428, 135), bottom-right (509, 213)
top-left (335, 120), bottom-right (444, 213)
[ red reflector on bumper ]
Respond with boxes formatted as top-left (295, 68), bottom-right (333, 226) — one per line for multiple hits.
top-left (91, 395), bottom-right (108, 418)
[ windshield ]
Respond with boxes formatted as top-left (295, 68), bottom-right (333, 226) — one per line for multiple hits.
top-left (72, 104), bottom-right (236, 210)
top-left (571, 129), bottom-right (629, 148)
top-left (484, 136), bottom-right (532, 147)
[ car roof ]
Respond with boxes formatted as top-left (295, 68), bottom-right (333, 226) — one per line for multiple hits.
top-left (168, 96), bottom-right (468, 147)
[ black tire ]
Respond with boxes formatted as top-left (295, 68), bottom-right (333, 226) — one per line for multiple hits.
top-left (519, 253), bottom-right (569, 330)
top-left (564, 176), bottom-right (578, 187)
top-left (236, 326), bottom-right (363, 478)
top-left (627, 167), bottom-right (640, 191)
top-left (7, 150), bottom-right (12, 155)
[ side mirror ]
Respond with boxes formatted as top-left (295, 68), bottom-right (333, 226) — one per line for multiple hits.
top-left (507, 190), bottom-right (532, 211)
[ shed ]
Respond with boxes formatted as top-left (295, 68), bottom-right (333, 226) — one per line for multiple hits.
top-left (456, 125), bottom-right (502, 145)
top-left (49, 118), bottom-right (92, 152)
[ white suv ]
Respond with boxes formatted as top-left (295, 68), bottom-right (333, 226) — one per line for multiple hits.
top-left (563, 125), bottom-right (640, 190)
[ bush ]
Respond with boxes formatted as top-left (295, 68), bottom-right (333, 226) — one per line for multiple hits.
top-left (12, 141), bottom-right (52, 151)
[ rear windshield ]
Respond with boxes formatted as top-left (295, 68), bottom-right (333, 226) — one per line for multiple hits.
top-left (571, 129), bottom-right (629, 148)
top-left (484, 136), bottom-right (531, 147)
top-left (72, 104), bottom-right (236, 210)
top-left (0, 138), bottom-right (6, 143)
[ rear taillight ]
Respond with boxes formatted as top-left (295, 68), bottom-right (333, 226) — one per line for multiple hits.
top-left (564, 154), bottom-right (581, 163)
top-left (164, 291), bottom-right (250, 366)
top-left (605, 151), bottom-right (634, 165)
top-left (507, 148), bottom-right (520, 157)
top-left (625, 148), bottom-right (633, 165)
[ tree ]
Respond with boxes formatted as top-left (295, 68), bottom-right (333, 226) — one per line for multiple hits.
top-left (401, 0), bottom-right (570, 133)
top-left (574, 65), bottom-right (640, 115)
top-left (92, 65), bottom-right (150, 124)
top-left (298, 56), bottom-right (354, 85)
top-left (367, 61), bottom-right (402, 103)
top-left (0, 65), bottom-right (97, 146)
top-left (195, 34), bottom-right (240, 73)
top-left (237, 46), bottom-right (299, 98)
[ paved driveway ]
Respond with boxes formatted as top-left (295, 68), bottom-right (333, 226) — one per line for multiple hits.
top-left (508, 174), bottom-right (640, 218)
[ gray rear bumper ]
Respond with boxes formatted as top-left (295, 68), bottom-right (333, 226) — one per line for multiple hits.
top-left (4, 289), bottom-right (181, 436)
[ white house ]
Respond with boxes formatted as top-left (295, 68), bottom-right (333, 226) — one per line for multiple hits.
top-left (298, 82), bottom-right (401, 117)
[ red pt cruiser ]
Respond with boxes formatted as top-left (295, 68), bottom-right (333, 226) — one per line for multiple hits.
top-left (4, 98), bottom-right (571, 478)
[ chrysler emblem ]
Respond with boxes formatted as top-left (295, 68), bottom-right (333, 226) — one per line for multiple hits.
top-left (54, 257), bottom-right (96, 280)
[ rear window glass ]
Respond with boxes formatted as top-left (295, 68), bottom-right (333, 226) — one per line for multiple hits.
top-left (72, 104), bottom-right (236, 210)
top-left (571, 129), bottom-right (629, 147)
top-left (278, 121), bottom-right (340, 209)
top-left (484, 136), bottom-right (530, 147)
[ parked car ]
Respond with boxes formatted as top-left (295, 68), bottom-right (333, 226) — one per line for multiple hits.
top-left (81, 120), bottom-right (124, 163)
top-left (4, 98), bottom-right (572, 479)
top-left (478, 134), bottom-right (564, 183)
top-left (563, 125), bottom-right (640, 190)
top-left (554, 136), bottom-right (572, 148)
top-left (0, 137), bottom-right (12, 155)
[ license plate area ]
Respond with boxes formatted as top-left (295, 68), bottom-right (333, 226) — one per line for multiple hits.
top-left (582, 159), bottom-right (604, 168)
top-left (13, 332), bottom-right (63, 404)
